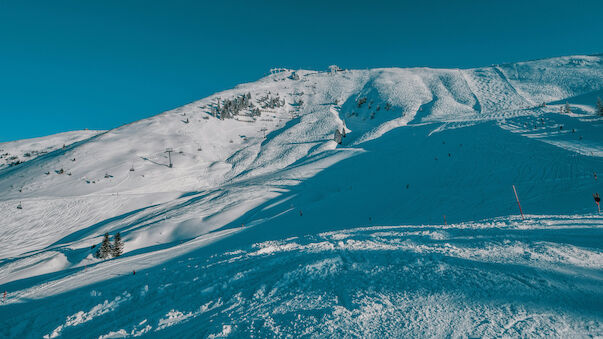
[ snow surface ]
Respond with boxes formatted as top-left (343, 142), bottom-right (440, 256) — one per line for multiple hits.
top-left (0, 54), bottom-right (602, 337)
top-left (0, 130), bottom-right (103, 170)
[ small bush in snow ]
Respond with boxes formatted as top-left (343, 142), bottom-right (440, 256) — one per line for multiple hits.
top-left (357, 97), bottom-right (367, 108)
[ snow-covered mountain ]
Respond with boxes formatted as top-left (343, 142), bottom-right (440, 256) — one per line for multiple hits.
top-left (0, 130), bottom-right (103, 170)
top-left (1, 54), bottom-right (602, 338)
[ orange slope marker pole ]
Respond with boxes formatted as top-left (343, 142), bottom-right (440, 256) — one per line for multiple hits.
top-left (513, 185), bottom-right (525, 220)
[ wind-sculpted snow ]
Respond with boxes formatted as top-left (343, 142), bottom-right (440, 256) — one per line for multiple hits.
top-left (0, 54), bottom-right (602, 337)
top-left (2, 216), bottom-right (601, 337)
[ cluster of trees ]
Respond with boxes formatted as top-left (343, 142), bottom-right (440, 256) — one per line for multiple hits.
top-left (334, 128), bottom-right (347, 144)
top-left (334, 122), bottom-right (347, 144)
top-left (250, 107), bottom-right (261, 117)
top-left (212, 93), bottom-right (254, 119)
top-left (355, 98), bottom-right (392, 111)
top-left (259, 94), bottom-right (285, 109)
top-left (7, 158), bottom-right (21, 167)
top-left (208, 92), bottom-right (291, 120)
top-left (1, 149), bottom-right (51, 168)
top-left (95, 232), bottom-right (124, 259)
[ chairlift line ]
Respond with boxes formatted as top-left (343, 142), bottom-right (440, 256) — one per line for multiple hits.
top-left (165, 148), bottom-right (174, 168)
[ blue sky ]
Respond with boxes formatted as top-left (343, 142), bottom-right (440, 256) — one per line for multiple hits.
top-left (1, 0), bottom-right (602, 142)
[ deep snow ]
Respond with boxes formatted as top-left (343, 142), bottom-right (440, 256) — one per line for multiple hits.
top-left (0, 54), bottom-right (602, 338)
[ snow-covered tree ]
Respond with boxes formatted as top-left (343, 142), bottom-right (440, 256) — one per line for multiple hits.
top-left (334, 129), bottom-right (343, 144)
top-left (96, 233), bottom-right (112, 259)
top-left (564, 102), bottom-right (571, 113)
top-left (251, 107), bottom-right (261, 117)
top-left (112, 232), bottom-right (124, 257)
top-left (215, 93), bottom-right (256, 119)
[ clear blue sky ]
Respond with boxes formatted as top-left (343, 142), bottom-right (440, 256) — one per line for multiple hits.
top-left (1, 0), bottom-right (601, 142)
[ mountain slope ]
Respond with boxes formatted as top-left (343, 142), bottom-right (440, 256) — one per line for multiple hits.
top-left (0, 130), bottom-right (103, 170)
top-left (0, 54), bottom-right (602, 338)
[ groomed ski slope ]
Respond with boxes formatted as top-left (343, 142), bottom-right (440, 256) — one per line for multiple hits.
top-left (0, 54), bottom-right (602, 337)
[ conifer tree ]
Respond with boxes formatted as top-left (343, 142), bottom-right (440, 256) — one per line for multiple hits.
top-left (112, 232), bottom-right (124, 257)
top-left (334, 129), bottom-right (343, 144)
top-left (96, 233), bottom-right (112, 259)
top-left (597, 97), bottom-right (603, 116)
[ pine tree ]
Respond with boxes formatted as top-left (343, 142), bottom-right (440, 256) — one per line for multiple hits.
top-left (334, 129), bottom-right (343, 144)
top-left (597, 97), bottom-right (603, 116)
top-left (112, 232), bottom-right (124, 257)
top-left (96, 233), bottom-right (112, 259)
top-left (564, 102), bottom-right (571, 113)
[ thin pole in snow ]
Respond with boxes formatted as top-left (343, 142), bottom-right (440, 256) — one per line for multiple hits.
top-left (513, 185), bottom-right (525, 220)
top-left (443, 215), bottom-right (447, 225)
top-left (165, 148), bottom-right (173, 168)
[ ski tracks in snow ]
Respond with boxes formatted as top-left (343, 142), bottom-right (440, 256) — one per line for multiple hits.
top-left (7, 215), bottom-right (600, 338)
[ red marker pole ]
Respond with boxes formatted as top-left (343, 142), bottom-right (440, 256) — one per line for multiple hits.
top-left (513, 185), bottom-right (525, 220)
top-left (443, 215), bottom-right (447, 225)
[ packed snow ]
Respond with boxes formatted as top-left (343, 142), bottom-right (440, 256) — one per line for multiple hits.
top-left (0, 54), bottom-right (602, 338)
